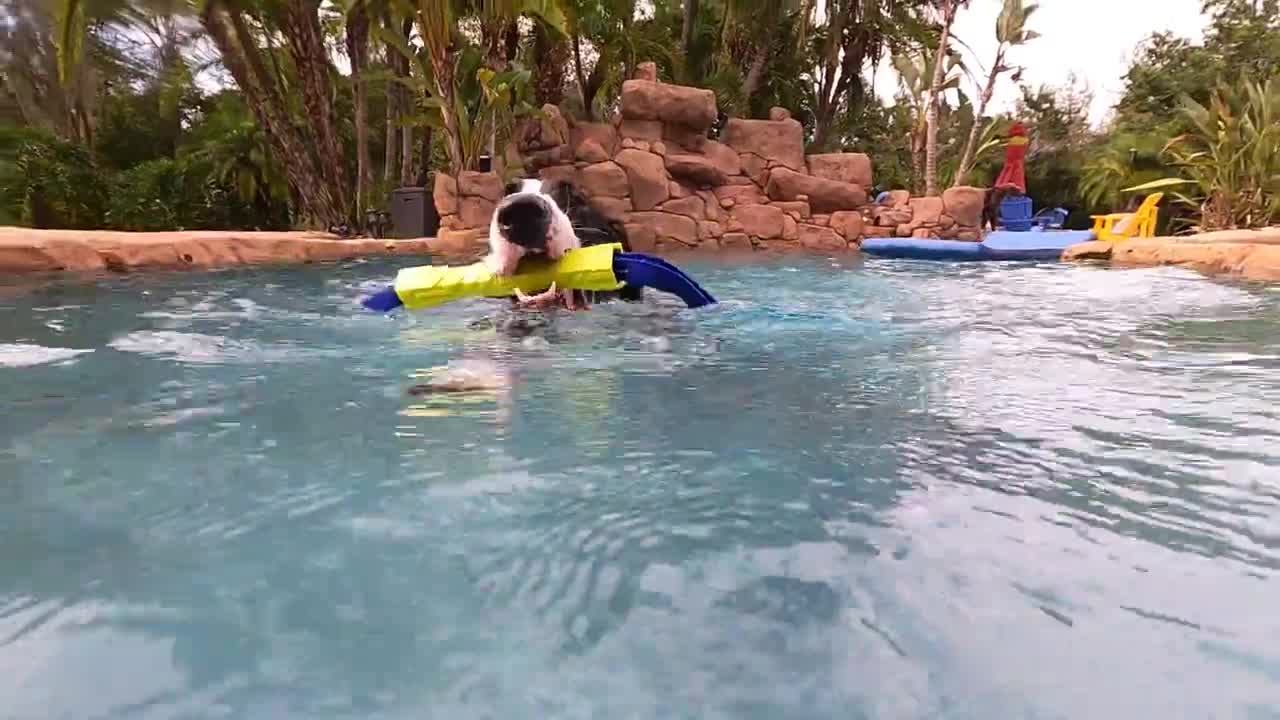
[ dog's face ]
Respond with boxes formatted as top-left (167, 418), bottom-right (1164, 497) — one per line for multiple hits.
top-left (486, 178), bottom-right (581, 276)
top-left (492, 179), bottom-right (578, 251)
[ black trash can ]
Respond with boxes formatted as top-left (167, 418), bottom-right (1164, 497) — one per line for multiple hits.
top-left (388, 186), bottom-right (440, 239)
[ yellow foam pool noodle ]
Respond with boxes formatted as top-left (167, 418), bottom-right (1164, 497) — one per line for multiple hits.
top-left (392, 243), bottom-right (625, 310)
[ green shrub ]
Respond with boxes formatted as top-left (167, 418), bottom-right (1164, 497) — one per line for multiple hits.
top-left (0, 128), bottom-right (110, 229)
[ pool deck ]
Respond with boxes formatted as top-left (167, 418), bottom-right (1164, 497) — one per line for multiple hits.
top-left (1063, 228), bottom-right (1280, 281)
top-left (0, 227), bottom-right (487, 274)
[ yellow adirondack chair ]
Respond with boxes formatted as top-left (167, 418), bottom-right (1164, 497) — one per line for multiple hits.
top-left (1091, 193), bottom-right (1163, 241)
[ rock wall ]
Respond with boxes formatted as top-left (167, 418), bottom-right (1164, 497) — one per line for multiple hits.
top-left (0, 228), bottom-right (434, 273)
top-left (434, 64), bottom-right (984, 253)
top-left (864, 186), bottom-right (985, 241)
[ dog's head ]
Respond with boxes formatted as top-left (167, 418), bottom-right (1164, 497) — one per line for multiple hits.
top-left (491, 178), bottom-right (576, 256)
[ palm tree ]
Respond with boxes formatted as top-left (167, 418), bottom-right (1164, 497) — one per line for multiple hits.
top-left (952, 0), bottom-right (1037, 186)
top-left (895, 47), bottom-right (963, 193)
top-left (924, 0), bottom-right (968, 196)
top-left (340, 0), bottom-right (373, 219)
top-left (410, 0), bottom-right (565, 175)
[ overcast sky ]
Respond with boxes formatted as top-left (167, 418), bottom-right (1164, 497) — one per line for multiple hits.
top-left (872, 0), bottom-right (1211, 126)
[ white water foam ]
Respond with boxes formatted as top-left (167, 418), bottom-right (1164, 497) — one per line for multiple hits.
top-left (0, 343), bottom-right (94, 368)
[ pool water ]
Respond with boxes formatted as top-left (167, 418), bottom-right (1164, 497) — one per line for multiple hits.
top-left (2, 255), bottom-right (1279, 719)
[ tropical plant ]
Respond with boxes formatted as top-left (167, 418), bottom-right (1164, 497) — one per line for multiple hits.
top-left (408, 0), bottom-right (565, 175)
top-left (952, 0), bottom-right (1037, 186)
top-left (923, 0), bottom-right (969, 196)
top-left (895, 46), bottom-right (963, 193)
top-left (5, 130), bottom-right (110, 228)
top-left (1158, 77), bottom-right (1280, 231)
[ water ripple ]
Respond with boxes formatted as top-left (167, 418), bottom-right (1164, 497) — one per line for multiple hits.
top-left (2, 258), bottom-right (1280, 717)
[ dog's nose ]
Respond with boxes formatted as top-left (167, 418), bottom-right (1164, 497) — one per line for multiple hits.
top-left (496, 195), bottom-right (551, 249)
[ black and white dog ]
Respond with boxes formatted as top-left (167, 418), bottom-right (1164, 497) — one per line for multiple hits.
top-left (485, 177), bottom-right (642, 309)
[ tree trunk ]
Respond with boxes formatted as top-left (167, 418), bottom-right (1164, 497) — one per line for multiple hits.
top-left (953, 48), bottom-right (1003, 187)
top-left (682, 0), bottom-right (699, 72)
top-left (572, 32), bottom-right (592, 120)
top-left (415, 125), bottom-right (434, 186)
top-left (925, 0), bottom-right (957, 197)
top-left (425, 49), bottom-right (464, 175)
top-left (383, 28), bottom-right (400, 184)
top-left (503, 18), bottom-right (520, 64)
top-left (346, 1), bottom-right (371, 222)
top-left (279, 0), bottom-right (351, 223)
top-left (810, 1), bottom-right (851, 151)
top-left (200, 0), bottom-right (342, 228)
top-left (401, 118), bottom-right (415, 185)
top-left (741, 45), bottom-right (769, 110)
top-left (532, 21), bottom-right (568, 106)
top-left (480, 18), bottom-right (518, 167)
top-left (378, 24), bottom-right (399, 183)
top-left (911, 126), bottom-right (926, 194)
top-left (399, 17), bottom-right (415, 185)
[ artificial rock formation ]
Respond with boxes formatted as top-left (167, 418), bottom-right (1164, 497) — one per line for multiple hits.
top-left (864, 188), bottom-right (984, 241)
top-left (433, 70), bottom-right (987, 254)
top-left (0, 228), bottom-right (434, 273)
top-left (1062, 229), bottom-right (1280, 281)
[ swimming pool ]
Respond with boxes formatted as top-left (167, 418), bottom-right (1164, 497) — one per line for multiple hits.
top-left (3, 255), bottom-right (1279, 718)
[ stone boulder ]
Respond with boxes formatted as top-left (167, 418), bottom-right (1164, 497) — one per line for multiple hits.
top-left (519, 105), bottom-right (570, 152)
top-left (729, 204), bottom-right (786, 239)
top-left (1061, 241), bottom-right (1114, 261)
top-left (578, 161), bottom-right (630, 198)
top-left (624, 222), bottom-right (658, 252)
top-left (714, 184), bottom-right (767, 206)
top-left (909, 196), bottom-right (944, 227)
top-left (739, 153), bottom-right (769, 186)
top-left (457, 197), bottom-right (495, 228)
top-left (433, 174), bottom-right (459, 215)
top-left (575, 139), bottom-right (610, 164)
top-left (765, 167), bottom-right (867, 213)
top-left (798, 224), bottom-right (846, 251)
top-left (615, 148), bottom-right (670, 211)
top-left (806, 153), bottom-right (873, 189)
top-left (658, 195), bottom-right (706, 220)
top-left (768, 107), bottom-right (792, 121)
top-left (620, 80), bottom-right (717, 131)
top-left (701, 140), bottom-right (743, 178)
top-left (942, 186), bottom-right (985, 229)
top-left (720, 232), bottom-right (752, 250)
top-left (696, 190), bottom-right (721, 221)
top-left (523, 145), bottom-right (567, 171)
top-left (665, 153), bottom-right (728, 187)
top-left (627, 211), bottom-right (699, 246)
top-left (782, 215), bottom-right (798, 240)
top-left (538, 164), bottom-right (579, 187)
top-left (662, 124), bottom-right (707, 152)
top-left (570, 121), bottom-right (618, 156)
top-left (619, 118), bottom-right (664, 143)
top-left (828, 211), bottom-right (865, 242)
top-left (592, 197), bottom-right (632, 221)
top-left (458, 171), bottom-right (503, 202)
top-left (721, 118), bottom-right (805, 171)
top-left (772, 201), bottom-right (811, 220)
